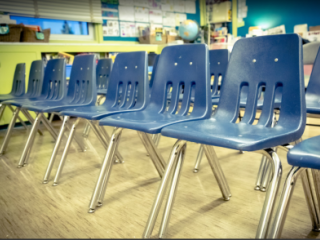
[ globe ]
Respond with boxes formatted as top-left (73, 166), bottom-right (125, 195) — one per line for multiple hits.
top-left (179, 20), bottom-right (200, 41)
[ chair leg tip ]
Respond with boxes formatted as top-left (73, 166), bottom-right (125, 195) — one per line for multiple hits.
top-left (193, 169), bottom-right (199, 173)
top-left (223, 197), bottom-right (230, 201)
top-left (254, 186), bottom-right (260, 191)
top-left (52, 182), bottom-right (58, 186)
top-left (260, 187), bottom-right (267, 192)
top-left (88, 209), bottom-right (95, 213)
top-left (17, 165), bottom-right (23, 168)
top-left (42, 181), bottom-right (48, 184)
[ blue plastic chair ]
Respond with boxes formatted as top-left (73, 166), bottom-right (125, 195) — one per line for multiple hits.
top-left (41, 51), bottom-right (149, 185)
top-left (13, 55), bottom-right (96, 169)
top-left (0, 60), bottom-right (45, 156)
top-left (148, 34), bottom-right (306, 239)
top-left (0, 63), bottom-right (25, 125)
top-left (84, 44), bottom-right (211, 215)
top-left (267, 135), bottom-right (320, 238)
top-left (96, 58), bottom-right (113, 96)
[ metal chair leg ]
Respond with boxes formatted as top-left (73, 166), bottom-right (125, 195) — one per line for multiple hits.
top-left (301, 169), bottom-right (320, 231)
top-left (255, 156), bottom-right (267, 191)
top-left (142, 140), bottom-right (187, 239)
top-left (0, 107), bottom-right (21, 155)
top-left (97, 130), bottom-right (123, 207)
top-left (255, 149), bottom-right (282, 239)
top-left (52, 118), bottom-right (80, 186)
top-left (21, 109), bottom-right (43, 135)
top-left (137, 131), bottom-right (166, 178)
top-left (17, 113), bottom-right (41, 167)
top-left (40, 113), bottom-right (58, 140)
top-left (158, 143), bottom-right (186, 238)
top-left (49, 113), bottom-right (55, 123)
top-left (193, 144), bottom-right (204, 173)
top-left (0, 104), bottom-right (6, 121)
top-left (88, 127), bottom-right (123, 213)
top-left (203, 145), bottom-right (231, 200)
top-left (89, 122), bottom-right (123, 162)
top-left (7, 105), bottom-right (27, 130)
top-left (154, 133), bottom-right (161, 147)
top-left (267, 166), bottom-right (304, 239)
top-left (82, 122), bottom-right (91, 138)
top-left (260, 161), bottom-right (272, 192)
top-left (43, 116), bottom-right (70, 184)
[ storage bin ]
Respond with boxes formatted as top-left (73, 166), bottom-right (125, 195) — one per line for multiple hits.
top-left (0, 24), bottom-right (23, 42)
top-left (139, 35), bottom-right (166, 44)
top-left (21, 27), bottom-right (50, 43)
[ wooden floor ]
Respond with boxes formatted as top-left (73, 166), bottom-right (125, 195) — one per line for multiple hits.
top-left (1, 117), bottom-right (320, 239)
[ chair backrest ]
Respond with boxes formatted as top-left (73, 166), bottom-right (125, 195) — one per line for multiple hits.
top-left (148, 52), bottom-right (158, 66)
top-left (214, 34), bottom-right (305, 133)
top-left (96, 58), bottom-right (113, 91)
top-left (210, 49), bottom-right (229, 97)
top-left (303, 42), bottom-right (320, 65)
top-left (10, 63), bottom-right (25, 97)
top-left (103, 51), bottom-right (148, 110)
top-left (149, 54), bottom-right (159, 90)
top-left (147, 44), bottom-right (211, 118)
top-left (40, 58), bottom-right (66, 101)
top-left (306, 48), bottom-right (320, 99)
top-left (65, 54), bottom-right (97, 105)
top-left (26, 60), bottom-right (45, 98)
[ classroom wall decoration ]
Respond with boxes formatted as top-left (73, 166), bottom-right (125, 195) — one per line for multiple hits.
top-left (101, 0), bottom-right (200, 41)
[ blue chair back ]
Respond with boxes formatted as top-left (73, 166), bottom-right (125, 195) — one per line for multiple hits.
top-left (148, 44), bottom-right (211, 118)
top-left (10, 63), bottom-right (25, 97)
top-left (214, 34), bottom-right (306, 133)
top-left (65, 54), bottom-right (97, 105)
top-left (26, 60), bottom-right (45, 98)
top-left (306, 48), bottom-right (320, 99)
top-left (96, 58), bottom-right (113, 92)
top-left (39, 58), bottom-right (66, 101)
top-left (149, 55), bottom-right (159, 90)
top-left (210, 49), bottom-right (229, 98)
top-left (103, 51), bottom-right (148, 110)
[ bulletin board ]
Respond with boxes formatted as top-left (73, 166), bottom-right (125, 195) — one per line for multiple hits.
top-left (101, 0), bottom-right (201, 41)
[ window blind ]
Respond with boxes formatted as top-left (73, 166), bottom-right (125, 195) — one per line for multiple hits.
top-left (0, 0), bottom-right (102, 23)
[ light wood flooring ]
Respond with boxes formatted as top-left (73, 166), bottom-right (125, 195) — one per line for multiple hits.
top-left (1, 117), bottom-right (320, 239)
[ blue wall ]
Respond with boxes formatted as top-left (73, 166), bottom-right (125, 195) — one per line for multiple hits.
top-left (238, 0), bottom-right (320, 37)
top-left (103, 0), bottom-right (200, 42)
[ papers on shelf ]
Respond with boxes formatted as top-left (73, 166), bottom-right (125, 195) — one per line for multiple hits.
top-left (162, 12), bottom-right (175, 26)
top-left (149, 0), bottom-right (162, 9)
top-left (134, 7), bottom-right (149, 22)
top-left (119, 5), bottom-right (135, 21)
top-left (149, 9), bottom-right (163, 24)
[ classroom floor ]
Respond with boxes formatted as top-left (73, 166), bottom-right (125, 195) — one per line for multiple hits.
top-left (1, 117), bottom-right (320, 239)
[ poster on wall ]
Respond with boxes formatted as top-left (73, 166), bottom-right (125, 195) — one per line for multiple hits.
top-left (102, 8), bottom-right (119, 19)
top-left (119, 0), bottom-right (134, 5)
top-left (161, 0), bottom-right (174, 11)
top-left (185, 0), bottom-right (196, 14)
top-left (149, 9), bottom-right (162, 24)
top-left (162, 12), bottom-right (175, 26)
top-left (134, 7), bottom-right (149, 22)
top-left (149, 0), bottom-right (162, 10)
top-left (134, 0), bottom-right (149, 7)
top-left (175, 13), bottom-right (186, 26)
top-left (119, 5), bottom-right (135, 21)
top-left (120, 21), bottom-right (136, 37)
top-left (102, 20), bottom-right (120, 36)
top-left (173, 0), bottom-right (185, 12)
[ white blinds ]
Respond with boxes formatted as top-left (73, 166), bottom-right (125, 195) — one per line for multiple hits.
top-left (0, 0), bottom-right (102, 23)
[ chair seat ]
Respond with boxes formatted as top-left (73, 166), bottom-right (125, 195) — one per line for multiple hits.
top-left (161, 119), bottom-right (301, 151)
top-left (287, 135), bottom-right (320, 170)
top-left (60, 105), bottom-right (140, 120)
top-left (306, 99), bottom-right (320, 114)
top-left (99, 110), bottom-right (205, 134)
top-left (0, 94), bottom-right (24, 102)
top-left (97, 89), bottom-right (107, 95)
top-left (20, 100), bottom-right (93, 113)
top-left (3, 97), bottom-right (40, 107)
